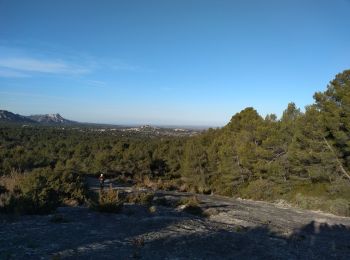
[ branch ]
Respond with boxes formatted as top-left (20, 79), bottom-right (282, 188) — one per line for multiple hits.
top-left (268, 151), bottom-right (287, 165)
top-left (323, 137), bottom-right (350, 180)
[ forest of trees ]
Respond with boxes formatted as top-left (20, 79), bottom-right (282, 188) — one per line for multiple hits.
top-left (1, 69), bottom-right (350, 216)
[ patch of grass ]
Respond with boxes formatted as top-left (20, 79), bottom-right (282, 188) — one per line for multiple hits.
top-left (177, 195), bottom-right (200, 207)
top-left (328, 198), bottom-right (350, 216)
top-left (293, 193), bottom-right (350, 216)
top-left (234, 226), bottom-right (246, 233)
top-left (294, 193), bottom-right (327, 211)
top-left (137, 177), bottom-right (181, 192)
top-left (178, 196), bottom-right (204, 216)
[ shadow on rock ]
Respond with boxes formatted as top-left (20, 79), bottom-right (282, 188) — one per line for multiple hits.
top-left (136, 221), bottom-right (350, 259)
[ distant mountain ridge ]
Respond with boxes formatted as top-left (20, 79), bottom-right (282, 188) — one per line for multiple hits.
top-left (27, 113), bottom-right (76, 124)
top-left (0, 110), bottom-right (37, 123)
top-left (0, 110), bottom-right (75, 124)
top-left (0, 110), bottom-right (203, 134)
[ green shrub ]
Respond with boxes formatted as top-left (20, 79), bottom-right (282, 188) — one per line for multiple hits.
top-left (239, 179), bottom-right (275, 201)
top-left (57, 170), bottom-right (87, 203)
top-left (0, 168), bottom-right (88, 215)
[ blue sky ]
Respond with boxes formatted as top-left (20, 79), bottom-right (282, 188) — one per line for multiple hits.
top-left (0, 0), bottom-right (350, 126)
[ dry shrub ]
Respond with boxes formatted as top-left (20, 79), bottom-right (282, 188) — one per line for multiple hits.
top-left (148, 205), bottom-right (157, 213)
top-left (91, 187), bottom-right (123, 213)
top-left (157, 179), bottom-right (179, 191)
top-left (142, 176), bottom-right (155, 189)
top-left (138, 177), bottom-right (181, 192)
top-left (179, 183), bottom-right (189, 192)
top-left (125, 191), bottom-right (154, 205)
top-left (0, 169), bottom-right (23, 192)
top-left (178, 195), bottom-right (200, 207)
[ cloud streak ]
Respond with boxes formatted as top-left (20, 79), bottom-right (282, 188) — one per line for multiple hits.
top-left (0, 45), bottom-right (144, 78)
top-left (0, 69), bottom-right (29, 78)
top-left (0, 57), bottom-right (89, 75)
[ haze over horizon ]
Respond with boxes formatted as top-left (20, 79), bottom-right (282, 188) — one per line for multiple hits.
top-left (1, 0), bottom-right (350, 126)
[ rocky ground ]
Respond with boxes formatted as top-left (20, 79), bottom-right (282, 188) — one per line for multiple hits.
top-left (1, 180), bottom-right (350, 259)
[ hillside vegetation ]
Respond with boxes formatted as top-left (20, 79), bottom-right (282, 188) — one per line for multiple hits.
top-left (1, 70), bottom-right (350, 215)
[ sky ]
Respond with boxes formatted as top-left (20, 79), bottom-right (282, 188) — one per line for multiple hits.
top-left (0, 0), bottom-right (350, 126)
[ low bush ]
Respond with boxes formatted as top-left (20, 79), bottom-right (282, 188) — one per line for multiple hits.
top-left (178, 196), bottom-right (204, 216)
top-left (153, 196), bottom-right (176, 207)
top-left (90, 188), bottom-right (123, 213)
top-left (125, 191), bottom-right (154, 205)
top-left (177, 195), bottom-right (200, 207)
top-left (293, 193), bottom-right (350, 217)
top-left (138, 177), bottom-right (181, 191)
top-left (239, 179), bottom-right (275, 201)
top-left (148, 205), bottom-right (157, 213)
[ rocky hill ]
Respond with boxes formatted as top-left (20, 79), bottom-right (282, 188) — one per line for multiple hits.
top-left (0, 110), bottom-right (75, 125)
top-left (0, 110), bottom-right (36, 123)
top-left (27, 113), bottom-right (76, 124)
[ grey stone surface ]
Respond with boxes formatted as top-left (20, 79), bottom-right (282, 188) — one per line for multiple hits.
top-left (1, 185), bottom-right (350, 259)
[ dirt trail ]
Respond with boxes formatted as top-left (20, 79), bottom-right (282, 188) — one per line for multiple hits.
top-left (1, 178), bottom-right (350, 259)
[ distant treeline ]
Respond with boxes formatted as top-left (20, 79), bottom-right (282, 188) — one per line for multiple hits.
top-left (1, 69), bottom-right (350, 216)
